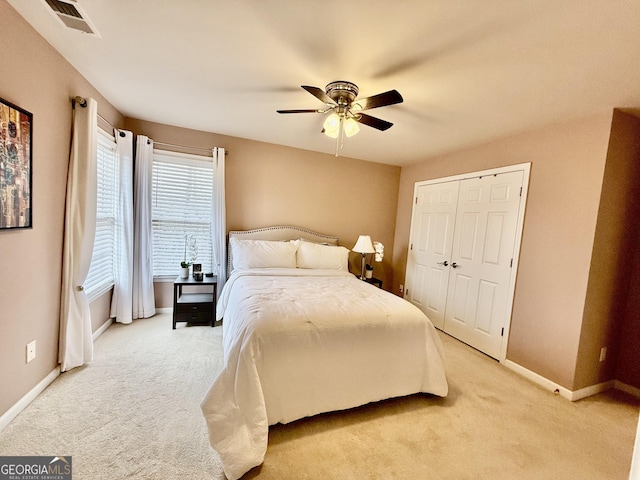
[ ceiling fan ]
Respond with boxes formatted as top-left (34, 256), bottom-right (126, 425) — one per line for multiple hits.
top-left (277, 81), bottom-right (403, 152)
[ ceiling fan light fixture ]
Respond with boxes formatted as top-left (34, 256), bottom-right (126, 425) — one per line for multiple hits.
top-left (278, 81), bottom-right (403, 155)
top-left (343, 117), bottom-right (360, 137)
top-left (323, 113), bottom-right (341, 138)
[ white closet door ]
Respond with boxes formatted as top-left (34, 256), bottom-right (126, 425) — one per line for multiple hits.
top-left (443, 171), bottom-right (524, 358)
top-left (405, 181), bottom-right (459, 329)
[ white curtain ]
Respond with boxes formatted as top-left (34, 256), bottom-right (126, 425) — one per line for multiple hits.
top-left (59, 97), bottom-right (98, 372)
top-left (211, 147), bottom-right (226, 296)
top-left (110, 130), bottom-right (134, 324)
top-left (132, 135), bottom-right (156, 319)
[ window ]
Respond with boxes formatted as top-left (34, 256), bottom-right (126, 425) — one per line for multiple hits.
top-left (151, 150), bottom-right (213, 277)
top-left (84, 129), bottom-right (119, 300)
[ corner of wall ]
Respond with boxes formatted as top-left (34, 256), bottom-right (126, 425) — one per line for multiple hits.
top-left (573, 109), bottom-right (640, 391)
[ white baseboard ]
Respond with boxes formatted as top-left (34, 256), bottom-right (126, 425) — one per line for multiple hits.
top-left (570, 380), bottom-right (616, 401)
top-left (615, 381), bottom-right (640, 399)
top-left (0, 367), bottom-right (60, 433)
top-left (97, 312), bottom-right (170, 334)
top-left (92, 318), bottom-right (113, 341)
top-left (504, 360), bottom-right (625, 401)
top-left (504, 359), bottom-right (574, 400)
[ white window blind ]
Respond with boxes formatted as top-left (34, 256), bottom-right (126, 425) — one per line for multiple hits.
top-left (84, 129), bottom-right (118, 300)
top-left (152, 151), bottom-right (213, 276)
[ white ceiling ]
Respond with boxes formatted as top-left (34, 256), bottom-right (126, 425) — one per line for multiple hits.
top-left (8, 0), bottom-right (640, 165)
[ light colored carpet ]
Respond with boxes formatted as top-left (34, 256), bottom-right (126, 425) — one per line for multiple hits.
top-left (0, 313), bottom-right (638, 479)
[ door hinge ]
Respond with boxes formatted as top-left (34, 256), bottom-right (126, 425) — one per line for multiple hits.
top-left (501, 328), bottom-right (504, 337)
top-left (415, 196), bottom-right (418, 204)
top-left (410, 243), bottom-right (413, 250)
top-left (510, 258), bottom-right (513, 268)
top-left (519, 187), bottom-right (522, 196)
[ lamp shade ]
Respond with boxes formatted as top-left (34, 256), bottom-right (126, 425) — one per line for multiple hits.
top-left (323, 113), bottom-right (341, 138)
top-left (343, 118), bottom-right (360, 137)
top-left (352, 235), bottom-right (375, 254)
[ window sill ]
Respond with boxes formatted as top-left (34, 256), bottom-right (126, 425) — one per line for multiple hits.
top-left (153, 276), bottom-right (178, 283)
top-left (86, 282), bottom-right (115, 302)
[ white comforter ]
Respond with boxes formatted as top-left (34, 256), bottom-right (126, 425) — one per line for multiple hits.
top-left (201, 268), bottom-right (448, 479)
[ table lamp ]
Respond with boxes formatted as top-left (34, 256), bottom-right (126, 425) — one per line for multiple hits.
top-left (352, 235), bottom-right (375, 280)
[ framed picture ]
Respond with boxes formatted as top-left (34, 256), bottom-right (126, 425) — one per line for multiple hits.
top-left (192, 263), bottom-right (202, 273)
top-left (0, 97), bottom-right (32, 229)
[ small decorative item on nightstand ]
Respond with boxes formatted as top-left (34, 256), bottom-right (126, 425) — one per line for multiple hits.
top-left (181, 233), bottom-right (198, 279)
top-left (180, 261), bottom-right (190, 279)
top-left (192, 262), bottom-right (203, 281)
top-left (373, 241), bottom-right (384, 262)
top-left (365, 264), bottom-right (373, 279)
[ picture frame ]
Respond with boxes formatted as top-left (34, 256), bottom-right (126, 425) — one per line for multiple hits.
top-left (0, 97), bottom-right (33, 230)
top-left (192, 263), bottom-right (203, 281)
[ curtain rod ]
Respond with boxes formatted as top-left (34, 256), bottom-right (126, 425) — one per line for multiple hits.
top-left (72, 96), bottom-right (227, 154)
top-left (97, 113), bottom-right (116, 131)
top-left (153, 140), bottom-right (228, 155)
top-left (72, 96), bottom-right (119, 133)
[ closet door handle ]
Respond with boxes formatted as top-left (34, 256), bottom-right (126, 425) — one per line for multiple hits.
top-left (451, 262), bottom-right (459, 268)
top-left (437, 261), bottom-right (449, 266)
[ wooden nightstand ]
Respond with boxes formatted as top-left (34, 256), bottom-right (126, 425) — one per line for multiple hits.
top-left (353, 273), bottom-right (383, 289)
top-left (363, 276), bottom-right (383, 289)
top-left (173, 275), bottom-right (217, 329)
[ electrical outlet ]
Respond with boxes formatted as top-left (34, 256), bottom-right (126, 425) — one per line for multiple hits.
top-left (599, 347), bottom-right (607, 362)
top-left (26, 340), bottom-right (36, 363)
top-left (399, 284), bottom-right (404, 293)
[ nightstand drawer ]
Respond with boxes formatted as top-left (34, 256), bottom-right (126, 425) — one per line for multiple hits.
top-left (175, 311), bottom-right (212, 325)
top-left (175, 303), bottom-right (213, 315)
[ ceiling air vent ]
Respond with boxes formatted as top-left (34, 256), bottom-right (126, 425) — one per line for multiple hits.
top-left (42, 0), bottom-right (100, 36)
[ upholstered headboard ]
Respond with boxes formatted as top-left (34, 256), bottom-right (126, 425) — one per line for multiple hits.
top-left (227, 225), bottom-right (339, 274)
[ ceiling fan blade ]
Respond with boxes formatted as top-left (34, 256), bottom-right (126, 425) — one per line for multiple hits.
top-left (276, 109), bottom-right (323, 114)
top-left (354, 113), bottom-right (393, 131)
top-left (301, 85), bottom-right (336, 105)
top-left (352, 89), bottom-right (403, 111)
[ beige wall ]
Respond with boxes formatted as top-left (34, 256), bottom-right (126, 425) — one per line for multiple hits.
top-left (125, 118), bottom-right (401, 307)
top-left (89, 292), bottom-right (113, 333)
top-left (393, 112), bottom-right (613, 389)
top-left (0, 1), bottom-right (124, 417)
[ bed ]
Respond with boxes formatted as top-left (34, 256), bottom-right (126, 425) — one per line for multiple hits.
top-left (200, 226), bottom-right (448, 479)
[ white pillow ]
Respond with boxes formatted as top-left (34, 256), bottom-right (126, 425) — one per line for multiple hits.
top-left (296, 241), bottom-right (349, 270)
top-left (230, 238), bottom-right (297, 270)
